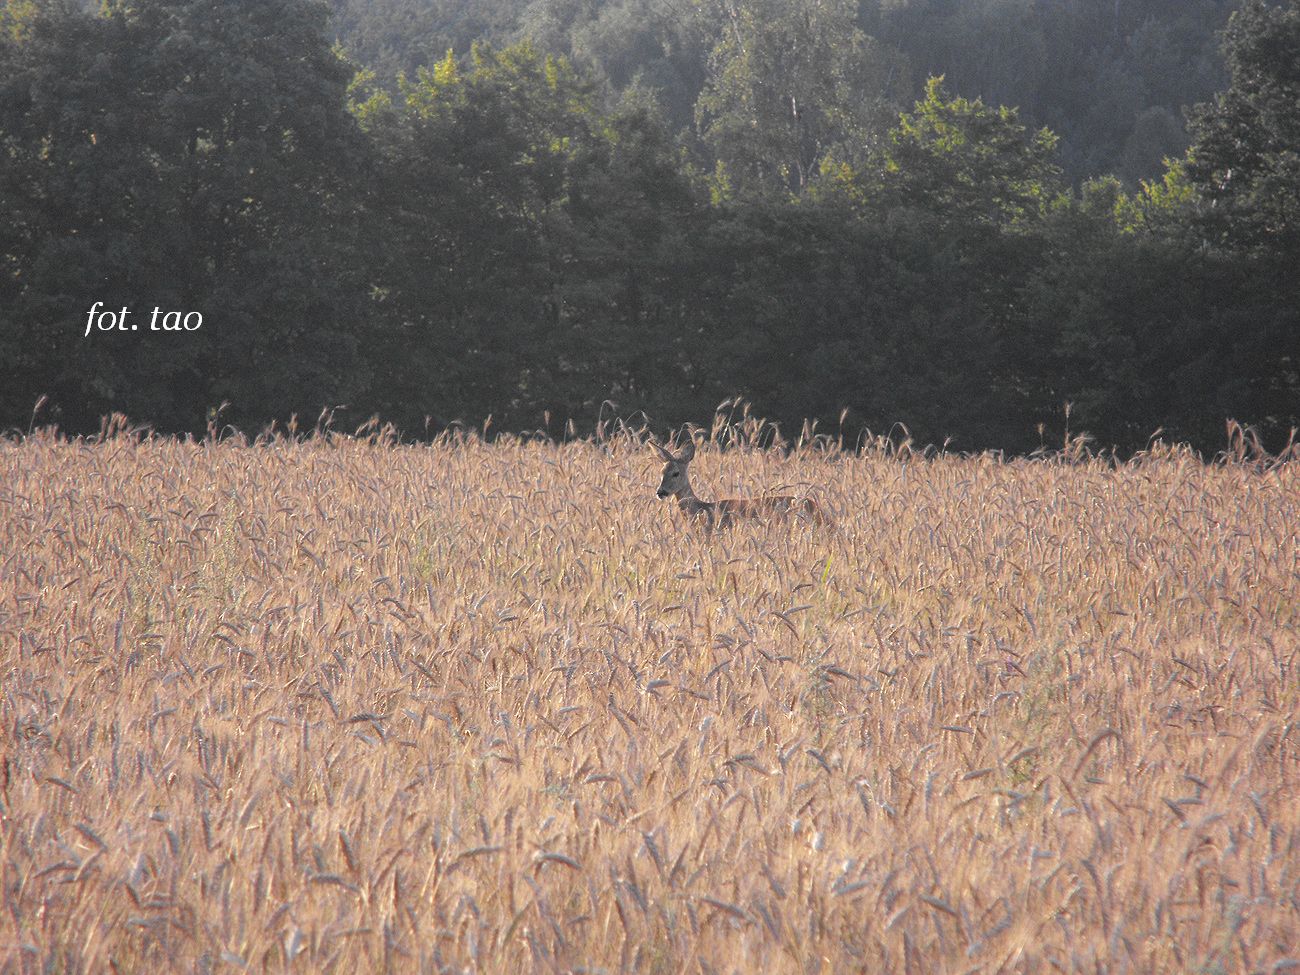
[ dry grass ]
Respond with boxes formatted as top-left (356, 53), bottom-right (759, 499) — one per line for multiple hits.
top-left (1, 419), bottom-right (1297, 974)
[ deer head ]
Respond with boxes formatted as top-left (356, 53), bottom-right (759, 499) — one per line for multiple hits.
top-left (653, 438), bottom-right (696, 500)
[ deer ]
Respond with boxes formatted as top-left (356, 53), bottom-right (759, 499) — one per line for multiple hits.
top-left (652, 436), bottom-right (827, 530)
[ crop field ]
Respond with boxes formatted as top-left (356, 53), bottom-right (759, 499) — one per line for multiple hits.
top-left (1, 421), bottom-right (1297, 973)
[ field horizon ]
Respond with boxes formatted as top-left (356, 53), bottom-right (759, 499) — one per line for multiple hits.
top-left (1, 422), bottom-right (1297, 973)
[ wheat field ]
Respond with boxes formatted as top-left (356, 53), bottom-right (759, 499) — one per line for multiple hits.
top-left (1, 420), bottom-right (1297, 974)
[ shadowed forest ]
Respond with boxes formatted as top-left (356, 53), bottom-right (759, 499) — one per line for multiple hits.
top-left (2, 0), bottom-right (1298, 451)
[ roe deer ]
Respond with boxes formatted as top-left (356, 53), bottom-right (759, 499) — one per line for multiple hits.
top-left (652, 437), bottom-right (827, 529)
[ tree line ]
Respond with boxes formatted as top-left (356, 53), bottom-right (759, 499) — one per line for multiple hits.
top-left (329, 0), bottom-right (1236, 188)
top-left (1, 0), bottom-right (1297, 452)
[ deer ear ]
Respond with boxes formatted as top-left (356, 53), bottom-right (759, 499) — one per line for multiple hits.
top-left (676, 438), bottom-right (695, 463)
top-left (651, 440), bottom-right (675, 462)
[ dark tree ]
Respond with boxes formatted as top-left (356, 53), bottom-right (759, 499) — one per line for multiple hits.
top-left (0, 0), bottom-right (372, 433)
top-left (1184, 0), bottom-right (1300, 255)
top-left (354, 42), bottom-right (704, 432)
top-left (1180, 0), bottom-right (1300, 441)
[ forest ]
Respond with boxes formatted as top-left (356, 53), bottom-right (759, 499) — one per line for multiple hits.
top-left (1, 0), bottom-right (1297, 452)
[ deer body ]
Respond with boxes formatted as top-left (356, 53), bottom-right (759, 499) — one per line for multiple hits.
top-left (653, 439), bottom-right (825, 529)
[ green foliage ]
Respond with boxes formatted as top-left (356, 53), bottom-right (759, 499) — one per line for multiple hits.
top-left (328, 0), bottom-right (528, 80)
top-left (329, 0), bottom-right (1236, 188)
top-left (1116, 158), bottom-right (1198, 236)
top-left (0, 0), bottom-right (371, 432)
top-left (875, 76), bottom-right (1064, 229)
top-left (1, 0), bottom-right (43, 41)
top-left (355, 41), bottom-right (703, 431)
top-left (518, 0), bottom-right (706, 128)
top-left (864, 0), bottom-right (1233, 185)
top-left (1173, 0), bottom-right (1300, 435)
top-left (1184, 0), bottom-right (1300, 255)
top-left (2, 0), bottom-right (1295, 452)
top-left (693, 0), bottom-right (901, 195)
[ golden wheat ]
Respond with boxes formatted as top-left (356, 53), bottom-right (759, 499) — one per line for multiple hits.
top-left (0, 424), bottom-right (1296, 973)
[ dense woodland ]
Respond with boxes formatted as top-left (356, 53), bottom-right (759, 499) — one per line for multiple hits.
top-left (1, 0), bottom-right (1297, 451)
top-left (330, 0), bottom-right (1236, 186)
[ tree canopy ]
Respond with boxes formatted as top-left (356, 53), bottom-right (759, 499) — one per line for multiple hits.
top-left (1, 0), bottom-right (1296, 451)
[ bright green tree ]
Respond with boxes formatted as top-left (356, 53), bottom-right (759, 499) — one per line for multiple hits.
top-left (875, 76), bottom-right (1063, 230)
